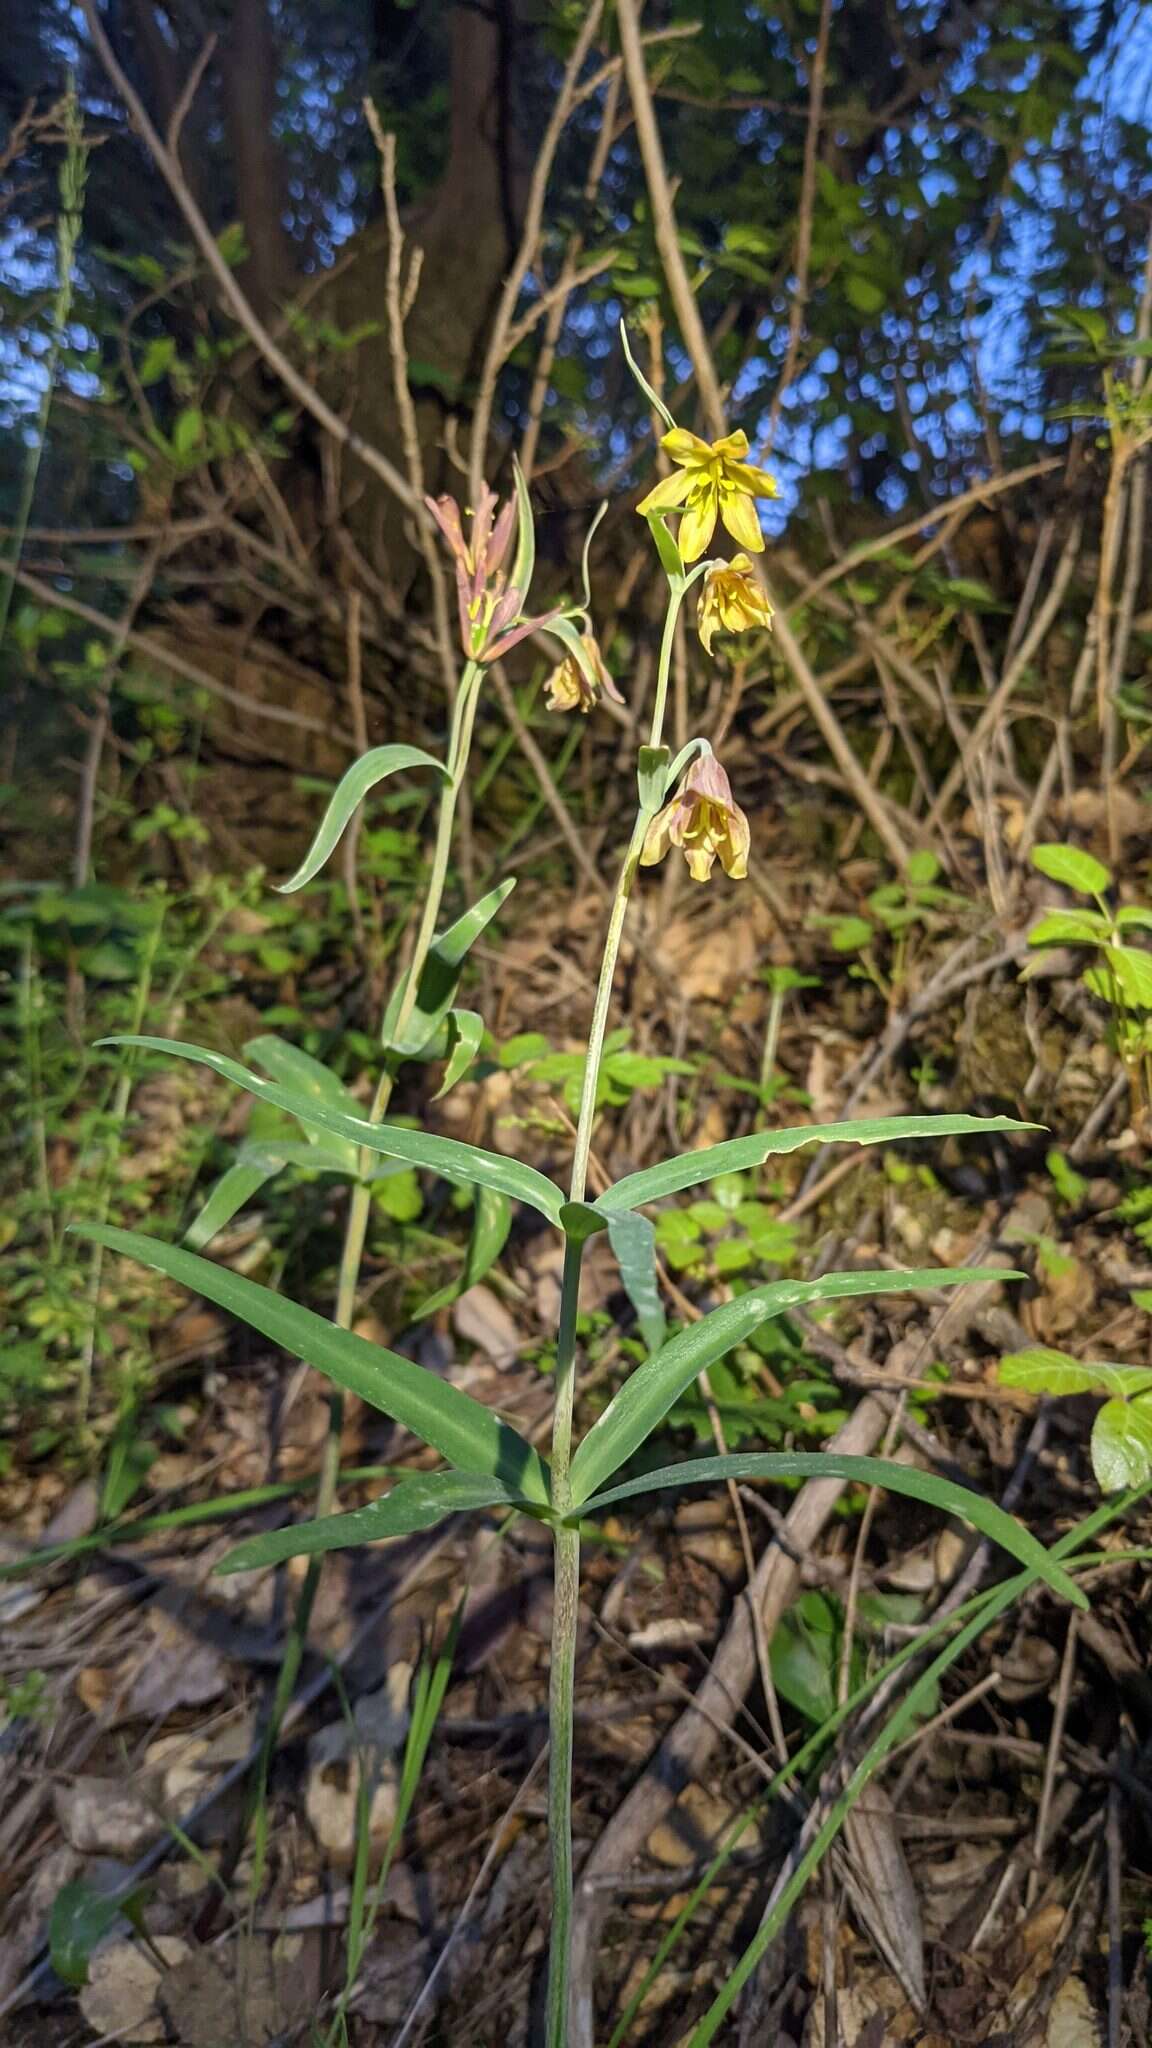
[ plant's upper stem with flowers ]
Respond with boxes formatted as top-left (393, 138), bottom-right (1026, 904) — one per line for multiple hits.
top-left (543, 346), bottom-right (776, 2043)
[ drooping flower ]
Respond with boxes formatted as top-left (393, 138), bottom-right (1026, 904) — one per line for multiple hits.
top-left (425, 484), bottom-right (559, 663)
top-left (636, 429), bottom-right (779, 563)
top-left (697, 554), bottom-right (775, 657)
top-left (544, 633), bottom-right (625, 715)
top-left (640, 753), bottom-right (750, 884)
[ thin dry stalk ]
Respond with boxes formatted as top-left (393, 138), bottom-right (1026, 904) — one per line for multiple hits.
top-left (615, 0), bottom-right (911, 868)
top-left (467, 0), bottom-right (606, 503)
top-left (762, 0), bottom-right (833, 450)
top-left (79, 0), bottom-right (416, 510)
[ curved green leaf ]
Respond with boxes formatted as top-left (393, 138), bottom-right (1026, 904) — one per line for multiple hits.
top-left (606, 1208), bottom-right (666, 1353)
top-left (216, 1469), bottom-right (536, 1574)
top-left (245, 1034), bottom-right (363, 1120)
top-left (412, 1185), bottom-right (512, 1320)
top-left (98, 1037), bottom-right (565, 1222)
top-left (433, 1008), bottom-right (484, 1099)
top-left (1092, 1400), bottom-right (1152, 1492)
top-left (569, 1265), bottom-right (1019, 1505)
top-left (573, 1452), bottom-right (1085, 1609)
top-left (185, 1138), bottom-right (357, 1249)
top-left (511, 456), bottom-right (536, 601)
top-left (73, 1224), bottom-right (551, 1503)
top-left (597, 1114), bottom-right (1036, 1214)
top-left (1027, 911), bottom-right (1108, 947)
top-left (619, 316), bottom-right (677, 430)
top-left (383, 877), bottom-right (516, 1056)
top-left (1000, 1348), bottom-right (1152, 1402)
top-left (277, 745), bottom-right (449, 894)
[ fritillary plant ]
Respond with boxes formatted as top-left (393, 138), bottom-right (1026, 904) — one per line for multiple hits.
top-left (74, 329), bottom-right (1086, 2046)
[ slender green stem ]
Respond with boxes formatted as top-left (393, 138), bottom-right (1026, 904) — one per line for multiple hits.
top-left (545, 572), bottom-right (687, 2045)
top-left (545, 1519), bottom-right (581, 2045)
top-left (648, 575), bottom-right (685, 754)
top-left (567, 577), bottom-right (685, 1206)
top-left (248, 660), bottom-right (483, 1895)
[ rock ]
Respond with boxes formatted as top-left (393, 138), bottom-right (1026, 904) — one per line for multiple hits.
top-left (128, 1613), bottom-right (228, 1718)
top-left (1047, 1975), bottom-right (1103, 2047)
top-left (79, 1935), bottom-right (191, 2042)
top-left (674, 1498), bottom-right (744, 1583)
top-left (55, 1775), bottom-right (161, 1858)
top-left (452, 1284), bottom-right (521, 1367)
top-left (305, 1662), bottom-right (413, 1865)
top-left (627, 1618), bottom-right (711, 1654)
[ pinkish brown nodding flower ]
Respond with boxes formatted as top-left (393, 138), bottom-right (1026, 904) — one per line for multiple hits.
top-left (425, 485), bottom-right (559, 664)
top-left (640, 753), bottom-right (751, 884)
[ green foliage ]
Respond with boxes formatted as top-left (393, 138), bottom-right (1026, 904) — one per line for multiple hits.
top-left (810, 853), bottom-right (966, 999)
top-left (1026, 843), bottom-right (1152, 1092)
top-left (1000, 1347), bottom-right (1152, 1492)
top-left (573, 1454), bottom-right (1084, 1609)
top-left (499, 1025), bottom-right (695, 1118)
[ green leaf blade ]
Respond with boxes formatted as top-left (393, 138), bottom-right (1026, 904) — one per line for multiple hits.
top-left (278, 745), bottom-right (449, 894)
top-left (574, 1452), bottom-right (1085, 1608)
top-left (97, 1037), bottom-right (564, 1221)
top-left (597, 1115), bottom-right (1036, 1215)
top-left (72, 1225), bottom-right (551, 1503)
top-left (216, 1470), bottom-right (534, 1574)
top-left (1030, 843), bottom-right (1112, 896)
top-left (569, 1264), bottom-right (1018, 1505)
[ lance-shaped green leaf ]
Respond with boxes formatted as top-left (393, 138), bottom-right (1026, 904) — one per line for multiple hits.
top-left (433, 1008), bottom-right (484, 1099)
top-left (412, 1186), bottom-right (512, 1320)
top-left (596, 1114), bottom-right (1036, 1215)
top-left (619, 316), bottom-right (677, 429)
top-left (185, 1137), bottom-right (358, 1249)
top-left (569, 1265), bottom-right (1019, 1505)
top-left (382, 877), bottom-right (516, 1056)
top-left (277, 745), bottom-right (450, 894)
top-left (606, 1208), bottom-right (666, 1354)
top-left (570, 1452), bottom-right (1085, 1609)
top-left (216, 1469), bottom-right (538, 1574)
top-left (245, 1034), bottom-right (363, 1121)
top-left (511, 456), bottom-right (536, 601)
top-left (97, 1037), bottom-right (565, 1222)
top-left (74, 1225), bottom-right (551, 1503)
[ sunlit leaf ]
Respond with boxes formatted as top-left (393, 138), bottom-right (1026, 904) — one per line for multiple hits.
top-left (434, 1008), bottom-right (484, 1098)
top-left (572, 1452), bottom-right (1085, 1608)
top-left (1091, 1399), bottom-right (1152, 1493)
top-left (1030, 843), bottom-right (1111, 896)
top-left (277, 745), bottom-right (449, 893)
top-left (569, 1265), bottom-right (1019, 1504)
top-left (597, 1115), bottom-right (1034, 1215)
top-left (216, 1469), bottom-right (537, 1573)
top-left (1000, 1348), bottom-right (1152, 1402)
